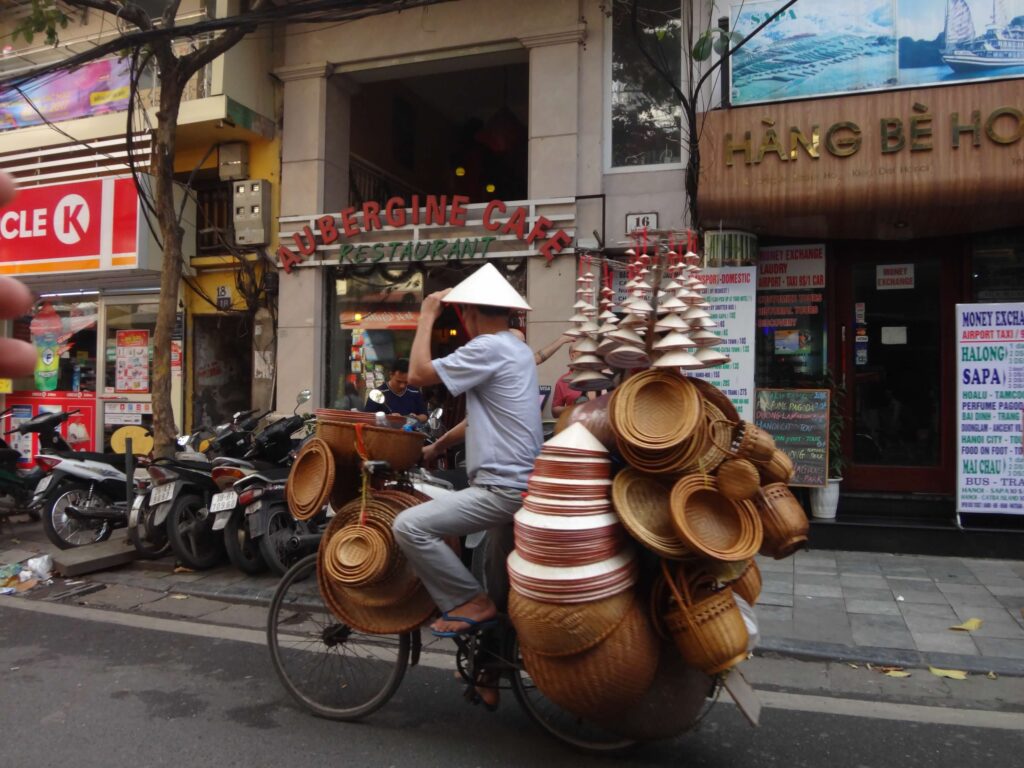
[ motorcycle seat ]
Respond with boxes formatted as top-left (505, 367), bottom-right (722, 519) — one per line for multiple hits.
top-left (62, 451), bottom-right (131, 468)
top-left (0, 448), bottom-right (22, 465)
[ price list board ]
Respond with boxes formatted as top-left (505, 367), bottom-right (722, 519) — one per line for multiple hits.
top-left (956, 303), bottom-right (1024, 516)
top-left (754, 388), bottom-right (829, 488)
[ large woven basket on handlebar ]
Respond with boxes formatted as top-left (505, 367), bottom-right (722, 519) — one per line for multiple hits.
top-left (316, 414), bottom-right (425, 471)
top-left (286, 438), bottom-right (335, 521)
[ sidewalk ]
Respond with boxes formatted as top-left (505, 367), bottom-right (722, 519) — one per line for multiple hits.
top-left (3, 516), bottom-right (1023, 675)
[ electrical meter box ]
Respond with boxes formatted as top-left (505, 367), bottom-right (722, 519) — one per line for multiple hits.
top-left (233, 179), bottom-right (271, 247)
top-left (218, 142), bottom-right (249, 181)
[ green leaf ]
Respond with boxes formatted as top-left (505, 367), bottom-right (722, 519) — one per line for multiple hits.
top-left (692, 33), bottom-right (713, 61)
top-left (656, 27), bottom-right (667, 41)
top-left (23, 29), bottom-right (34, 44)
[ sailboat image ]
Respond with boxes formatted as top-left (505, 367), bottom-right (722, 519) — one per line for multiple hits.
top-left (941, 0), bottom-right (1024, 71)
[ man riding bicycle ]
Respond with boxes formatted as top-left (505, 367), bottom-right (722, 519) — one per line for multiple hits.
top-left (394, 264), bottom-right (542, 704)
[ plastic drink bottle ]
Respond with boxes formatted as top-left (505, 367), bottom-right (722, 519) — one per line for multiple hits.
top-left (30, 303), bottom-right (61, 392)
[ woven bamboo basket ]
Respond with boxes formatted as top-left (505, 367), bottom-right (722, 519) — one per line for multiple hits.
top-left (755, 483), bottom-right (809, 559)
top-left (687, 375), bottom-right (740, 424)
top-left (286, 437), bottom-right (335, 521)
top-left (729, 560), bottom-right (762, 606)
top-left (669, 476), bottom-right (763, 561)
top-left (519, 595), bottom-right (660, 722)
top-left (733, 421), bottom-right (776, 463)
top-left (611, 468), bottom-right (689, 558)
top-left (715, 458), bottom-right (760, 501)
top-left (758, 448), bottom-right (795, 485)
top-left (316, 418), bottom-right (425, 470)
top-left (509, 588), bottom-right (633, 657)
top-left (655, 561), bottom-right (749, 675)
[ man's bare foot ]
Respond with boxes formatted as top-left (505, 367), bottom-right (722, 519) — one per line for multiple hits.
top-left (430, 594), bottom-right (497, 634)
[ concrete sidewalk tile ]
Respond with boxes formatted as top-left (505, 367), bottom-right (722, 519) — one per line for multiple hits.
top-left (758, 592), bottom-right (794, 607)
top-left (840, 574), bottom-right (889, 590)
top-left (792, 609), bottom-right (852, 645)
top-left (842, 587), bottom-right (894, 601)
top-left (795, 552), bottom-right (837, 567)
top-left (845, 598), bottom-right (902, 616)
top-left (794, 582), bottom-right (842, 598)
top-left (909, 629), bottom-right (979, 655)
top-left (886, 576), bottom-right (938, 591)
top-left (899, 602), bottom-right (959, 621)
top-left (77, 584), bottom-right (167, 611)
top-left (756, 558), bottom-right (793, 574)
top-left (896, 589), bottom-right (951, 605)
top-left (793, 596), bottom-right (846, 614)
top-left (760, 576), bottom-right (794, 592)
top-left (993, 593), bottom-right (1024, 613)
top-left (849, 614), bottom-right (917, 650)
top-left (974, 636), bottom-right (1024, 660)
top-left (755, 604), bottom-right (793, 623)
top-left (989, 583), bottom-right (1024, 597)
top-left (879, 565), bottom-right (930, 579)
top-left (948, 605), bottom-right (1024, 638)
top-left (936, 582), bottom-right (994, 598)
top-left (837, 562), bottom-right (883, 575)
top-left (795, 566), bottom-right (839, 577)
top-left (944, 592), bottom-right (1004, 610)
top-left (138, 594), bottom-right (229, 618)
top-left (206, 603), bottom-right (269, 630)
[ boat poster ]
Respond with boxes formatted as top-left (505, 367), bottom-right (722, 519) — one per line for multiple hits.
top-left (956, 302), bottom-right (1024, 516)
top-left (730, 0), bottom-right (1024, 105)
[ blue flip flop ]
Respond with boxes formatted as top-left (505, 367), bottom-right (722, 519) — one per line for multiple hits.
top-left (431, 613), bottom-right (498, 638)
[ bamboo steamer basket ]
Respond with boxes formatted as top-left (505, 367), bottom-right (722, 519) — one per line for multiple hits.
top-left (759, 448), bottom-right (795, 485)
top-left (716, 458), bottom-right (761, 501)
top-left (509, 588), bottom-right (633, 657)
top-left (654, 562), bottom-right (749, 675)
top-left (519, 595), bottom-right (660, 722)
top-left (755, 483), bottom-right (810, 559)
top-left (669, 476), bottom-right (763, 562)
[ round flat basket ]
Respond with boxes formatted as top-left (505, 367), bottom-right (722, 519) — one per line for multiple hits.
top-left (509, 588), bottom-right (633, 657)
top-left (286, 437), bottom-right (335, 521)
top-left (612, 370), bottom-right (701, 451)
top-left (519, 595), bottom-right (660, 723)
top-left (755, 483), bottom-right (809, 559)
top-left (669, 476), bottom-right (762, 561)
top-left (686, 376), bottom-right (739, 424)
top-left (611, 468), bottom-right (689, 558)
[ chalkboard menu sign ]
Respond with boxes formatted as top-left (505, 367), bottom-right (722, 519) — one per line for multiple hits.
top-left (754, 388), bottom-right (830, 487)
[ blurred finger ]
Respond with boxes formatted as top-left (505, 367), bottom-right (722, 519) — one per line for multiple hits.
top-left (0, 337), bottom-right (36, 378)
top-left (0, 171), bottom-right (15, 207)
top-left (0, 275), bottom-right (33, 319)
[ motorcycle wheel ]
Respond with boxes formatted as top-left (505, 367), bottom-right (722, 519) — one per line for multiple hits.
top-left (166, 493), bottom-right (225, 570)
top-left (258, 503), bottom-right (301, 577)
top-left (127, 494), bottom-right (171, 559)
top-left (43, 482), bottom-right (113, 550)
top-left (224, 507), bottom-right (268, 575)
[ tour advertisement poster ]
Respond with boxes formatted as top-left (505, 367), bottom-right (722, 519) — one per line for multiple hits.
top-left (691, 267), bottom-right (757, 422)
top-left (956, 302), bottom-right (1024, 515)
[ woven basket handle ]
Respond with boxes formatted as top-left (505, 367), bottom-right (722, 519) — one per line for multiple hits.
top-left (707, 418), bottom-right (740, 458)
top-left (660, 559), bottom-right (694, 608)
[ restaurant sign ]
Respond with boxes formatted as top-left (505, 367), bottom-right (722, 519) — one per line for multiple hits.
top-left (277, 195), bottom-right (574, 273)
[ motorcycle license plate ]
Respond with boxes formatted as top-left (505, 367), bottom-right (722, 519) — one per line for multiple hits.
top-left (210, 490), bottom-right (237, 513)
top-left (150, 483), bottom-right (175, 506)
top-left (212, 510), bottom-right (232, 531)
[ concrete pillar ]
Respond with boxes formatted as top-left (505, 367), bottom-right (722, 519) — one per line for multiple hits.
top-left (520, 29), bottom-right (586, 414)
top-left (274, 63), bottom-right (358, 410)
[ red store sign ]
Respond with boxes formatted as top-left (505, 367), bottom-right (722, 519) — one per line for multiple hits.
top-left (277, 194), bottom-right (573, 273)
top-left (0, 177), bottom-right (140, 276)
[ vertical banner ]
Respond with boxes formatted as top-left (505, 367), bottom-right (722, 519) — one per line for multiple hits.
top-left (690, 266), bottom-right (757, 421)
top-left (956, 303), bottom-right (1024, 515)
top-left (115, 330), bottom-right (150, 394)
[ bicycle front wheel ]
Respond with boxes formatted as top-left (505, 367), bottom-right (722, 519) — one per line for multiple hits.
top-left (267, 554), bottom-right (410, 720)
top-left (509, 634), bottom-right (636, 754)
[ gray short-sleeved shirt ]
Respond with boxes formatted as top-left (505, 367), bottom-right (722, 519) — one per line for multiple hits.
top-left (433, 330), bottom-right (543, 489)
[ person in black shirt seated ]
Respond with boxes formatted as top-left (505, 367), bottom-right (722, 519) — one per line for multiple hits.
top-left (363, 358), bottom-right (427, 421)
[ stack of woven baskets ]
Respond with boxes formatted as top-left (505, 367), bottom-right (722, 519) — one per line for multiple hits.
top-left (286, 408), bottom-right (432, 632)
top-left (508, 423), bottom-right (664, 724)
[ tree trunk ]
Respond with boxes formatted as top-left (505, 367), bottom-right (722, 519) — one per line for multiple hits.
top-left (151, 67), bottom-right (185, 458)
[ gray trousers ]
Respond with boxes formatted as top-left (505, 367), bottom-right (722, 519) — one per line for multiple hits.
top-left (392, 485), bottom-right (522, 613)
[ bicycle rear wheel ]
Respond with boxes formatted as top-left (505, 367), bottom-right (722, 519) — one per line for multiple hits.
top-left (267, 554), bottom-right (409, 720)
top-left (509, 633), bottom-right (636, 754)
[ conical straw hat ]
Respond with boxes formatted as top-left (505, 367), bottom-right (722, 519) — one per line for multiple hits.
top-left (545, 422), bottom-right (609, 454)
top-left (443, 262), bottom-right (531, 310)
top-left (568, 370), bottom-right (614, 391)
top-left (653, 331), bottom-right (696, 350)
top-left (572, 337), bottom-right (599, 354)
top-left (688, 329), bottom-right (722, 347)
top-left (655, 313), bottom-right (689, 332)
top-left (608, 327), bottom-right (644, 345)
top-left (653, 350), bottom-right (704, 370)
top-left (694, 348), bottom-right (730, 366)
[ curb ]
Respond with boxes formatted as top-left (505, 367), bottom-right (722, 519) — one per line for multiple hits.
top-left (166, 577), bottom-right (1024, 679)
top-left (756, 636), bottom-right (1024, 678)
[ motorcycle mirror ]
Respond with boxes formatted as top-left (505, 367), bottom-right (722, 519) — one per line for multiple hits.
top-left (368, 389), bottom-right (387, 406)
top-left (296, 389), bottom-right (311, 405)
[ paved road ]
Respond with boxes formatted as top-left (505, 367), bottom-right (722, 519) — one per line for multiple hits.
top-left (2, 600), bottom-right (1022, 767)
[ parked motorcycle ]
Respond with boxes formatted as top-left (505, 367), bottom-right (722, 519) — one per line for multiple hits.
top-left (0, 408), bottom-right (50, 521)
top-left (10, 409), bottom-right (143, 549)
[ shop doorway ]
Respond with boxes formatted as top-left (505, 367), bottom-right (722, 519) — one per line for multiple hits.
top-left (835, 241), bottom-right (958, 494)
top-left (193, 314), bottom-right (253, 430)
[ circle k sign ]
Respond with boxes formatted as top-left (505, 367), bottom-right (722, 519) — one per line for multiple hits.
top-left (53, 193), bottom-right (91, 245)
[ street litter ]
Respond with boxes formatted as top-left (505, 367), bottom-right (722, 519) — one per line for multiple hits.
top-left (170, 594), bottom-right (189, 600)
top-left (949, 618), bottom-right (983, 632)
top-left (929, 666), bottom-right (968, 680)
top-left (25, 555), bottom-right (52, 581)
top-left (987, 671), bottom-right (998, 680)
top-left (173, 566), bottom-right (195, 574)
